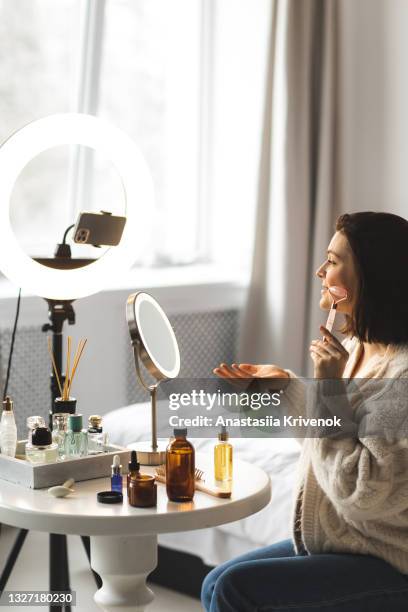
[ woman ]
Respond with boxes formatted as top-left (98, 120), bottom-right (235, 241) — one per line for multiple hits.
top-left (202, 212), bottom-right (408, 612)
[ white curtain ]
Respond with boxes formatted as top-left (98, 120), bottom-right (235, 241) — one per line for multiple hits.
top-left (238, 0), bottom-right (340, 376)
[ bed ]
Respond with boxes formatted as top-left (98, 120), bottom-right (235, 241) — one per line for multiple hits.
top-left (103, 401), bottom-right (301, 596)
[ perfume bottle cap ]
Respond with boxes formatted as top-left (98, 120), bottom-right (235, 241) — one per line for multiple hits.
top-left (68, 414), bottom-right (83, 432)
top-left (218, 425), bottom-right (229, 441)
top-left (173, 428), bottom-right (187, 438)
top-left (88, 415), bottom-right (102, 428)
top-left (32, 427), bottom-right (52, 446)
top-left (2, 396), bottom-right (13, 412)
top-left (129, 450), bottom-right (140, 472)
top-left (27, 415), bottom-right (45, 429)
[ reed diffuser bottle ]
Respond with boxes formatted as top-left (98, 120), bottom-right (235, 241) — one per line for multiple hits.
top-left (166, 428), bottom-right (195, 502)
top-left (214, 425), bottom-right (233, 481)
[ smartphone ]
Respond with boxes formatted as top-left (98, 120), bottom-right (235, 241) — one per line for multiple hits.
top-left (73, 211), bottom-right (126, 247)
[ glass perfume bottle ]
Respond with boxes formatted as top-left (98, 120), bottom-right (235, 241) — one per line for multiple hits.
top-left (26, 416), bottom-right (46, 444)
top-left (214, 425), bottom-right (233, 481)
top-left (0, 396), bottom-right (17, 457)
top-left (87, 415), bottom-right (108, 454)
top-left (52, 413), bottom-right (68, 459)
top-left (111, 454), bottom-right (123, 493)
top-left (25, 427), bottom-right (58, 464)
top-left (64, 414), bottom-right (88, 457)
top-left (166, 428), bottom-right (195, 502)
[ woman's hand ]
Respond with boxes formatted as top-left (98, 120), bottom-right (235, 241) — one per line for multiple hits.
top-left (213, 363), bottom-right (290, 391)
top-left (309, 326), bottom-right (349, 378)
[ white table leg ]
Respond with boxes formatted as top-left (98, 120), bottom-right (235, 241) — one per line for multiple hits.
top-left (90, 534), bottom-right (157, 612)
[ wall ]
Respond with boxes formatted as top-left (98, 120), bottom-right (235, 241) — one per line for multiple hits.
top-left (339, 0), bottom-right (408, 217)
top-left (0, 279), bottom-right (244, 436)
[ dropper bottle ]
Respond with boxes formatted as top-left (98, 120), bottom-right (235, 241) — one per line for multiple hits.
top-left (214, 425), bottom-right (233, 481)
top-left (111, 455), bottom-right (123, 493)
top-left (127, 450), bottom-right (141, 498)
top-left (0, 396), bottom-right (17, 457)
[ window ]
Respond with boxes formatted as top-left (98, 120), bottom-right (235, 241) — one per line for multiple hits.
top-left (2, 0), bottom-right (81, 257)
top-left (2, 0), bottom-right (269, 276)
top-left (3, 0), bottom-right (204, 265)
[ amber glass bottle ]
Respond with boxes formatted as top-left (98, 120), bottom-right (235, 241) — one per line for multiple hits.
top-left (166, 428), bottom-right (195, 502)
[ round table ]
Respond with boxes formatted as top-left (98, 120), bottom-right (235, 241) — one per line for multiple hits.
top-left (0, 453), bottom-right (271, 611)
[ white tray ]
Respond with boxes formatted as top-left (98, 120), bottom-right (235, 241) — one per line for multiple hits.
top-left (0, 440), bottom-right (130, 489)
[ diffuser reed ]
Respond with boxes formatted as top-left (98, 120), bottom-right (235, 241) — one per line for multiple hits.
top-left (47, 336), bottom-right (87, 400)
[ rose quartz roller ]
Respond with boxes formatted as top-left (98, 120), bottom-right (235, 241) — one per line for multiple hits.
top-left (325, 286), bottom-right (348, 333)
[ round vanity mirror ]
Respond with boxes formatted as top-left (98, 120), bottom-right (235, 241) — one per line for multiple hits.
top-left (129, 292), bottom-right (180, 381)
top-left (126, 291), bottom-right (181, 464)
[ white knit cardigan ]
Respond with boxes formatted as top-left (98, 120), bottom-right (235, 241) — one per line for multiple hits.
top-left (284, 336), bottom-right (408, 575)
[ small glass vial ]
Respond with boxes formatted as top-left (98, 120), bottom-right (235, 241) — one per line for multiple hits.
top-left (166, 428), bottom-right (195, 502)
top-left (26, 416), bottom-right (45, 444)
top-left (64, 414), bottom-right (88, 457)
top-left (25, 427), bottom-right (58, 464)
top-left (87, 415), bottom-right (108, 455)
top-left (52, 413), bottom-right (68, 459)
top-left (214, 426), bottom-right (233, 482)
top-left (111, 455), bottom-right (123, 493)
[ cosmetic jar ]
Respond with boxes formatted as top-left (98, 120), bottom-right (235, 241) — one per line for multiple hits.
top-left (128, 474), bottom-right (157, 507)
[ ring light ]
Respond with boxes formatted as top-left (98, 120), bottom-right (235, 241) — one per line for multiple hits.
top-left (0, 113), bottom-right (154, 299)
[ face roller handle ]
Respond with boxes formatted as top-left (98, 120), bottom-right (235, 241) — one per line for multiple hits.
top-left (324, 286), bottom-right (348, 334)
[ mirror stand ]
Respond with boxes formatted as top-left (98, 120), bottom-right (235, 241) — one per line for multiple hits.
top-left (131, 342), bottom-right (167, 465)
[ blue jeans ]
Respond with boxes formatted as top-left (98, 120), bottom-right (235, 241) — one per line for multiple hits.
top-left (201, 539), bottom-right (408, 611)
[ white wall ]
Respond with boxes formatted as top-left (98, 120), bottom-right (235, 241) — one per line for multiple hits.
top-left (339, 0), bottom-right (408, 218)
top-left (0, 275), bottom-right (245, 418)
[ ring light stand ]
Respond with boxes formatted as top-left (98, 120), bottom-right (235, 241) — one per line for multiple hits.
top-left (0, 114), bottom-right (155, 611)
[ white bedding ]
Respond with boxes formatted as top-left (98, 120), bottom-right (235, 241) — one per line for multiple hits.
top-left (104, 402), bottom-right (300, 565)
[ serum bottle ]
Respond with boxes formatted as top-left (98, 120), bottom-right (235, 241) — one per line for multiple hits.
top-left (111, 455), bottom-right (123, 493)
top-left (127, 450), bottom-right (141, 497)
top-left (214, 426), bottom-right (233, 481)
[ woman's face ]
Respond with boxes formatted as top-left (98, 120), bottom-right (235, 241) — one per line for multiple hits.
top-left (316, 231), bottom-right (358, 314)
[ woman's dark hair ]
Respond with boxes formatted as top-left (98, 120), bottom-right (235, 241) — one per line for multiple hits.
top-left (335, 212), bottom-right (408, 345)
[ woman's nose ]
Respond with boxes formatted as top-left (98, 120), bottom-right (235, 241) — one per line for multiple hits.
top-left (316, 262), bottom-right (326, 278)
